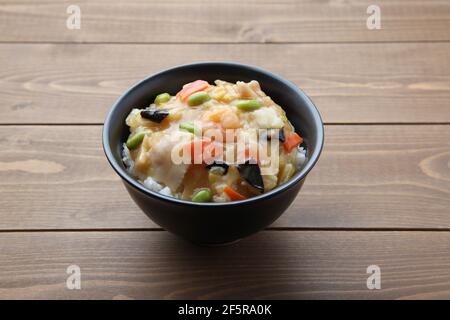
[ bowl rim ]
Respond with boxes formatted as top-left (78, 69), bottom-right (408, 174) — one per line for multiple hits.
top-left (102, 61), bottom-right (324, 207)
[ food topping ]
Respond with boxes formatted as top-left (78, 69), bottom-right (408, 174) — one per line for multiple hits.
top-left (123, 79), bottom-right (305, 202)
top-left (188, 91), bottom-right (211, 106)
top-left (176, 80), bottom-right (209, 102)
top-left (223, 185), bottom-right (246, 201)
top-left (237, 161), bottom-right (264, 192)
top-left (191, 188), bottom-right (213, 202)
top-left (236, 99), bottom-right (262, 111)
top-left (126, 131), bottom-right (148, 150)
top-left (205, 161), bottom-right (229, 175)
top-left (140, 109), bottom-right (170, 123)
top-left (283, 132), bottom-right (303, 153)
top-left (154, 93), bottom-right (171, 105)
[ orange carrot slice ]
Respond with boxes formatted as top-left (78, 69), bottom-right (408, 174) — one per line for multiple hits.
top-left (176, 80), bottom-right (209, 102)
top-left (223, 185), bottom-right (246, 201)
top-left (283, 132), bottom-right (303, 153)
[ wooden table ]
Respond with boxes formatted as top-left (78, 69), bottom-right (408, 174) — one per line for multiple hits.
top-left (1, 0), bottom-right (449, 299)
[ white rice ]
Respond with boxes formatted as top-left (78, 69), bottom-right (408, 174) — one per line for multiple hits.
top-left (143, 177), bottom-right (173, 196)
top-left (296, 146), bottom-right (307, 169)
top-left (159, 186), bottom-right (173, 196)
top-left (143, 176), bottom-right (164, 192)
top-left (123, 145), bottom-right (174, 196)
top-left (122, 143), bottom-right (134, 172)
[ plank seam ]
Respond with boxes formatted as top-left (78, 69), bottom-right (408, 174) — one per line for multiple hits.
top-left (1, 123), bottom-right (450, 126)
top-left (1, 228), bottom-right (450, 233)
top-left (1, 40), bottom-right (450, 45)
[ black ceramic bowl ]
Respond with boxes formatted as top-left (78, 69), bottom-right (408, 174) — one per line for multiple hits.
top-left (103, 62), bottom-right (324, 245)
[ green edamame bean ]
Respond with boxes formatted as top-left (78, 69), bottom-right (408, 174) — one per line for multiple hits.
top-left (191, 189), bottom-right (212, 202)
top-left (154, 93), bottom-right (171, 105)
top-left (187, 92), bottom-right (210, 106)
top-left (236, 99), bottom-right (261, 111)
top-left (126, 131), bottom-right (147, 150)
top-left (179, 122), bottom-right (195, 134)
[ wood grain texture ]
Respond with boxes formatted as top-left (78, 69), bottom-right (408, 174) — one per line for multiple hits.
top-left (0, 230), bottom-right (449, 299)
top-left (2, 0), bottom-right (449, 302)
top-left (1, 125), bottom-right (449, 230)
top-left (0, 0), bottom-right (449, 43)
top-left (1, 42), bottom-right (450, 124)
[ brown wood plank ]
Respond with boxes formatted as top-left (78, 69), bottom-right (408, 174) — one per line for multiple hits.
top-left (0, 0), bottom-right (449, 43)
top-left (0, 230), bottom-right (449, 299)
top-left (1, 43), bottom-right (450, 124)
top-left (1, 125), bottom-right (449, 230)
